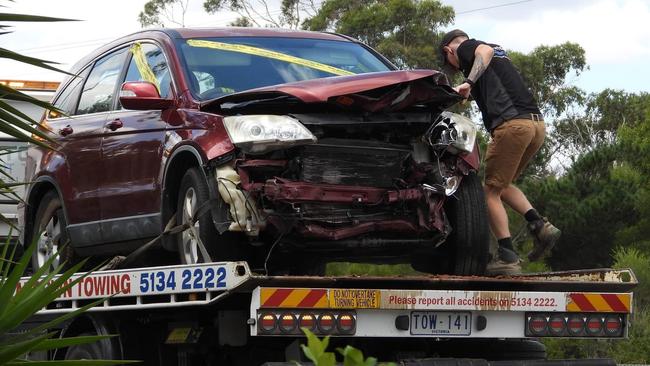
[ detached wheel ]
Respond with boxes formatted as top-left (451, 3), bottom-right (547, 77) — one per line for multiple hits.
top-left (176, 167), bottom-right (244, 264)
top-left (444, 172), bottom-right (489, 275)
top-left (29, 191), bottom-right (76, 273)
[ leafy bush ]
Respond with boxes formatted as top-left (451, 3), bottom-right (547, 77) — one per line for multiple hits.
top-left (299, 328), bottom-right (395, 366)
top-left (0, 241), bottom-right (127, 365)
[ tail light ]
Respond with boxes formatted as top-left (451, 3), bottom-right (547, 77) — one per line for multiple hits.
top-left (299, 314), bottom-right (316, 331)
top-left (318, 313), bottom-right (336, 333)
top-left (567, 315), bottom-right (585, 336)
top-left (526, 313), bottom-right (625, 338)
top-left (337, 313), bottom-right (356, 334)
top-left (259, 313), bottom-right (277, 333)
top-left (257, 310), bottom-right (356, 336)
top-left (586, 315), bottom-right (603, 335)
top-left (279, 314), bottom-right (297, 333)
top-left (548, 315), bottom-right (566, 336)
top-left (528, 314), bottom-right (547, 336)
top-left (604, 315), bottom-right (623, 335)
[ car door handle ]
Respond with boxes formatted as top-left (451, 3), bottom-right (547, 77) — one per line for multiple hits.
top-left (107, 119), bottom-right (123, 131)
top-left (59, 125), bottom-right (73, 136)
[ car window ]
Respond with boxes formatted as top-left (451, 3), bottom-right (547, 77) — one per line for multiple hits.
top-left (179, 37), bottom-right (391, 100)
top-left (47, 67), bottom-right (90, 118)
top-left (123, 43), bottom-right (171, 99)
top-left (77, 48), bottom-right (128, 115)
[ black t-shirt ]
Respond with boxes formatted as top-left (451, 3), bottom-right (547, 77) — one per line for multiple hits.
top-left (457, 39), bottom-right (541, 131)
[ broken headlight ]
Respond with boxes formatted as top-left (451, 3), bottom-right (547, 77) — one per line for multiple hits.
top-left (427, 112), bottom-right (477, 154)
top-left (223, 115), bottom-right (317, 154)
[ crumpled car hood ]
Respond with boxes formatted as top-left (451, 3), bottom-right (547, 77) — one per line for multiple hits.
top-left (202, 70), bottom-right (463, 113)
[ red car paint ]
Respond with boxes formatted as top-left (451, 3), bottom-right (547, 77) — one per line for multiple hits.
top-left (204, 70), bottom-right (456, 112)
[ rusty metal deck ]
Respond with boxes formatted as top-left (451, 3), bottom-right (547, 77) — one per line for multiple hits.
top-left (238, 268), bottom-right (637, 293)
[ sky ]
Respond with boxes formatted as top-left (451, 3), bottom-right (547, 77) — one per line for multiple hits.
top-left (1, 0), bottom-right (649, 95)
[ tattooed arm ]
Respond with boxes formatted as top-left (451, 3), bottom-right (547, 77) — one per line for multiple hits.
top-left (454, 44), bottom-right (494, 98)
top-left (467, 44), bottom-right (494, 84)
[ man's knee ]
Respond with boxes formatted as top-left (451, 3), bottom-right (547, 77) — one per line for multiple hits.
top-left (484, 183), bottom-right (504, 198)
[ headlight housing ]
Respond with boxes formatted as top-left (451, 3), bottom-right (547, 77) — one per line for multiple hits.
top-left (448, 112), bottom-right (477, 153)
top-left (223, 115), bottom-right (317, 154)
top-left (427, 112), bottom-right (477, 154)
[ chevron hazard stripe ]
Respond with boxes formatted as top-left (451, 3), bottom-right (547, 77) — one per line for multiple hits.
top-left (261, 288), bottom-right (328, 308)
top-left (566, 293), bottom-right (631, 313)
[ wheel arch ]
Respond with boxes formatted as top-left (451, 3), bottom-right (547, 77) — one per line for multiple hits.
top-left (22, 177), bottom-right (67, 248)
top-left (160, 145), bottom-right (205, 250)
top-left (54, 314), bottom-right (123, 360)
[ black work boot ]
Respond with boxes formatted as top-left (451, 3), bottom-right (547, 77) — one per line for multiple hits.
top-left (486, 246), bottom-right (522, 276)
top-left (527, 217), bottom-right (561, 262)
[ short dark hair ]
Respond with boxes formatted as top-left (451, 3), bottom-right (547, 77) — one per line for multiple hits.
top-left (438, 29), bottom-right (469, 65)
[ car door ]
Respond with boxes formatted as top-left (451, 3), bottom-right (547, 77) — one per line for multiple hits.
top-left (99, 42), bottom-right (173, 243)
top-left (54, 48), bottom-right (129, 247)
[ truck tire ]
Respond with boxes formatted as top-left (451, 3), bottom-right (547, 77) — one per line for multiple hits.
top-left (64, 331), bottom-right (123, 360)
top-left (64, 332), bottom-right (104, 360)
top-left (176, 167), bottom-right (244, 264)
top-left (444, 172), bottom-right (489, 275)
top-left (29, 191), bottom-right (76, 273)
top-left (439, 339), bottom-right (547, 361)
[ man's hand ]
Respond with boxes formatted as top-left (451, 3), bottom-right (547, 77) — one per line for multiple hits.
top-left (454, 82), bottom-right (472, 99)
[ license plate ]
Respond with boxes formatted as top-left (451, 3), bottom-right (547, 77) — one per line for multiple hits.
top-left (410, 311), bottom-right (472, 336)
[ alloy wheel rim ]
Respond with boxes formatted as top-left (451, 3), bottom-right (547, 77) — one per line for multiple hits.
top-left (181, 187), bottom-right (201, 264)
top-left (36, 215), bottom-right (61, 271)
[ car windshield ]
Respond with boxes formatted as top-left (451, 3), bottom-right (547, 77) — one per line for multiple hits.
top-left (178, 37), bottom-right (391, 100)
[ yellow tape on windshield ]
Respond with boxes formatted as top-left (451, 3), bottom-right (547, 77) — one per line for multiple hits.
top-left (130, 43), bottom-right (160, 91)
top-left (187, 39), bottom-right (355, 77)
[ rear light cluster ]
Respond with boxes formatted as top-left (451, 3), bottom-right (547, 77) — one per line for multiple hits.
top-left (526, 313), bottom-right (625, 338)
top-left (257, 310), bottom-right (356, 335)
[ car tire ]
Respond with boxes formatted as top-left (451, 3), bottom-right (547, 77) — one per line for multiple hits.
top-left (444, 172), bottom-right (490, 275)
top-left (29, 191), bottom-right (76, 273)
top-left (176, 167), bottom-right (244, 264)
top-left (411, 172), bottom-right (489, 276)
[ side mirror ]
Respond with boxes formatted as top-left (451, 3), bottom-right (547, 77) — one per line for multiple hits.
top-left (119, 81), bottom-right (174, 110)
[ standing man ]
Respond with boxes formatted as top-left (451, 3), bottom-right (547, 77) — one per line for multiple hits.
top-left (439, 29), bottom-right (561, 273)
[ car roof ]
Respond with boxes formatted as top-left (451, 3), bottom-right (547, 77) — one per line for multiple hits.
top-left (168, 27), bottom-right (350, 41)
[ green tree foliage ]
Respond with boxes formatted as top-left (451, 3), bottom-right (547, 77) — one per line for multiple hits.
top-left (526, 145), bottom-right (638, 269)
top-left (509, 42), bottom-right (587, 118)
top-left (139, 0), bottom-right (189, 27)
top-left (522, 92), bottom-right (650, 270)
top-left (552, 90), bottom-right (650, 164)
top-left (304, 0), bottom-right (454, 69)
top-left (204, 0), bottom-right (321, 28)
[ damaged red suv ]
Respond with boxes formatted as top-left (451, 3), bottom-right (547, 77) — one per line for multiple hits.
top-left (20, 28), bottom-right (489, 275)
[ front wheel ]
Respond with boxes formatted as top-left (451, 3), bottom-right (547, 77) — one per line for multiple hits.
top-left (444, 172), bottom-right (490, 275)
top-left (411, 172), bottom-right (489, 275)
top-left (29, 191), bottom-right (76, 273)
top-left (175, 167), bottom-right (244, 264)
